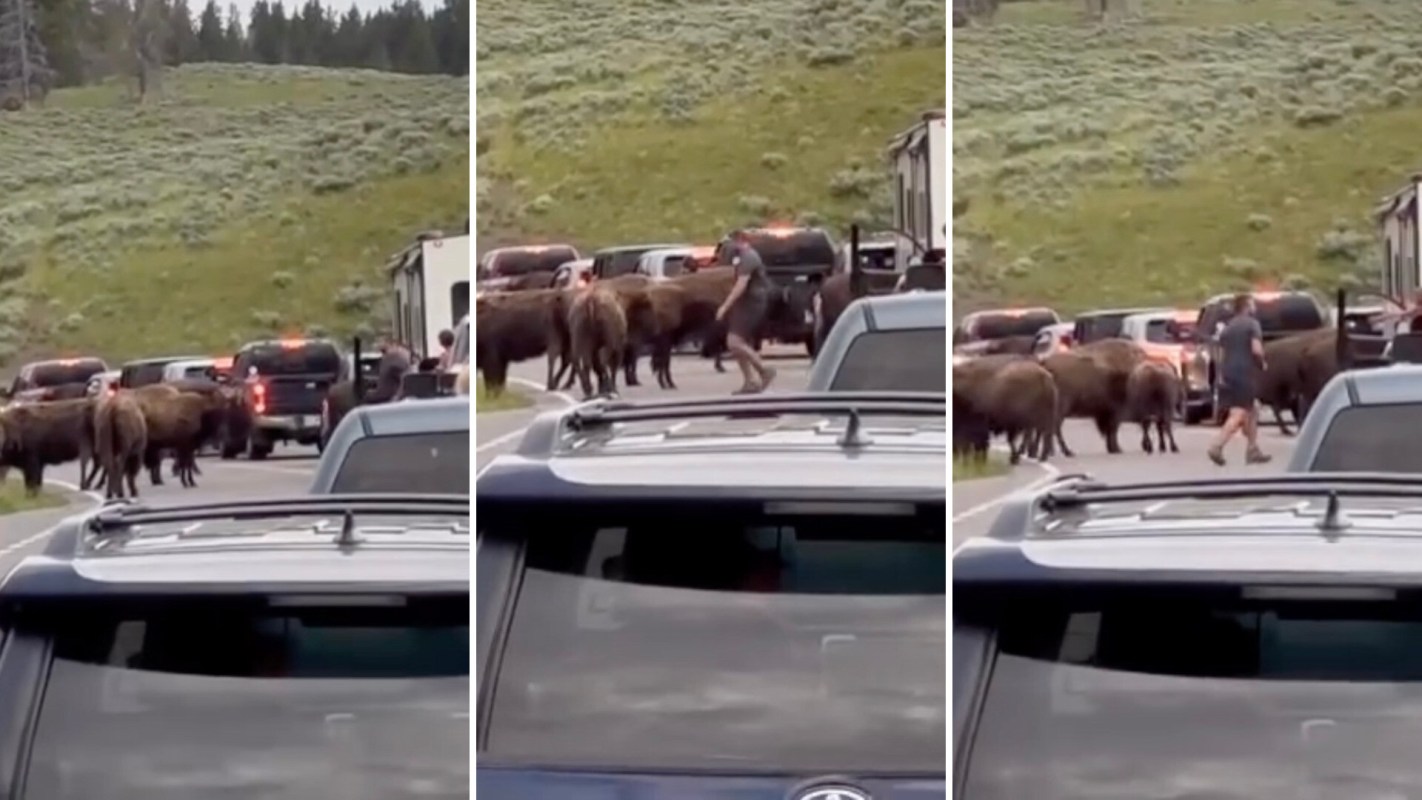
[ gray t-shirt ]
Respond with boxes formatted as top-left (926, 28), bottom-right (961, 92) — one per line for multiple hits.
top-left (730, 242), bottom-right (772, 304)
top-left (1218, 314), bottom-right (1262, 385)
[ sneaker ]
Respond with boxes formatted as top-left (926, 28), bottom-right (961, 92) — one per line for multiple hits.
top-left (1246, 449), bottom-right (1272, 465)
top-left (1206, 445), bottom-right (1226, 466)
top-left (760, 366), bottom-right (779, 392)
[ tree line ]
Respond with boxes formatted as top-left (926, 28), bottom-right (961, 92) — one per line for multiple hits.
top-left (18, 0), bottom-right (467, 92)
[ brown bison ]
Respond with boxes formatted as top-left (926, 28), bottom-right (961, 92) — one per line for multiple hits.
top-left (93, 391), bottom-right (148, 499)
top-left (476, 289), bottom-right (571, 396)
top-left (130, 385), bottom-right (225, 488)
top-left (506, 270), bottom-right (557, 291)
top-left (0, 398), bottom-right (97, 497)
top-left (1256, 328), bottom-right (1332, 435)
top-left (982, 360), bottom-right (1060, 463)
top-left (1127, 361), bottom-right (1181, 454)
top-left (568, 286), bottom-right (630, 397)
top-left (1041, 339), bottom-right (1145, 456)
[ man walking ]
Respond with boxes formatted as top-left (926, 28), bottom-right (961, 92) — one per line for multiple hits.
top-left (715, 230), bottom-right (778, 394)
top-left (1207, 293), bottom-right (1271, 466)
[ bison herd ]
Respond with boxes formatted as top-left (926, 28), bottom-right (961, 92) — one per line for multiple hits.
top-left (954, 339), bottom-right (1182, 465)
top-left (0, 379), bottom-right (250, 501)
top-left (955, 324), bottom-right (1361, 465)
top-left (479, 267), bottom-right (805, 398)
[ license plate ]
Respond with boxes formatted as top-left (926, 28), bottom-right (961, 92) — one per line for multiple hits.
top-left (795, 275), bottom-right (808, 283)
top-left (804, 310), bottom-right (815, 324)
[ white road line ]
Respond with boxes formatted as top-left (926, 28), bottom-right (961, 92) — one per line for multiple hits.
top-left (476, 379), bottom-right (577, 454)
top-left (0, 527), bottom-right (59, 557)
top-left (213, 461), bottom-right (317, 476)
top-left (0, 478), bottom-right (103, 558)
top-left (952, 460), bottom-right (1062, 523)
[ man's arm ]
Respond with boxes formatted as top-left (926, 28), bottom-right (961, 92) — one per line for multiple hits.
top-left (1250, 320), bottom-right (1266, 367)
top-left (719, 275), bottom-right (750, 319)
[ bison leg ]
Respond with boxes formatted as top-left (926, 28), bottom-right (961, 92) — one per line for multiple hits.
top-left (1140, 422), bottom-right (1154, 454)
top-left (1271, 402), bottom-right (1294, 436)
top-left (145, 448), bottom-right (164, 486)
top-left (1163, 418), bottom-right (1180, 454)
top-left (125, 455), bottom-right (141, 498)
top-left (622, 345), bottom-right (641, 387)
top-left (22, 456), bottom-right (42, 498)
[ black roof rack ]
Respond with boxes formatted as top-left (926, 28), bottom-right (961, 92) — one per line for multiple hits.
top-left (1022, 474), bottom-right (1422, 541)
top-left (86, 494), bottom-right (469, 534)
top-left (565, 391), bottom-right (944, 429)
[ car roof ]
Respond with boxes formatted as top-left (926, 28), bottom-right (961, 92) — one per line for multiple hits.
top-left (1077, 306), bottom-right (1170, 319)
top-left (1286, 364), bottom-right (1422, 471)
top-left (958, 473), bottom-right (1422, 584)
top-left (481, 393), bottom-right (945, 503)
top-left (122, 355), bottom-right (204, 367)
top-left (347, 396), bottom-right (470, 436)
top-left (594, 243), bottom-right (689, 254)
top-left (2, 496), bottom-right (469, 597)
top-left (638, 247), bottom-right (693, 262)
top-left (846, 290), bottom-right (946, 331)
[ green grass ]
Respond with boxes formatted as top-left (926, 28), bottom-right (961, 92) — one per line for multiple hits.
top-left (0, 63), bottom-right (469, 363)
top-left (954, 0), bottom-right (1422, 315)
top-left (0, 480), bottom-right (65, 515)
top-left (476, 379), bottom-right (533, 413)
top-left (953, 453), bottom-right (1010, 482)
top-left (476, 0), bottom-right (945, 248)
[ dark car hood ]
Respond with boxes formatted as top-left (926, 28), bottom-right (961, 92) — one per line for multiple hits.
top-left (477, 768), bottom-right (944, 799)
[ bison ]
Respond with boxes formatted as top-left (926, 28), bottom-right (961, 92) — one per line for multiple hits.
top-left (0, 398), bottom-right (97, 497)
top-left (981, 359), bottom-right (1060, 463)
top-left (93, 391), bottom-right (148, 499)
top-left (1127, 361), bottom-right (1181, 454)
top-left (568, 286), bottom-right (629, 398)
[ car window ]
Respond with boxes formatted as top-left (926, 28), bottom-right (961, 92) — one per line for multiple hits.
top-left (662, 255), bottom-right (687, 277)
top-left (1309, 403), bottom-right (1422, 472)
top-left (1073, 313), bottom-right (1132, 344)
top-left (32, 360), bottom-right (107, 388)
top-left (744, 230), bottom-right (836, 268)
top-left (481, 503), bottom-right (945, 772)
top-left (24, 597), bottom-right (469, 798)
top-left (830, 328), bottom-right (946, 392)
top-left (963, 311), bottom-right (1057, 342)
top-left (959, 588), bottom-right (1422, 799)
top-left (242, 343), bottom-right (343, 377)
top-left (330, 431), bottom-right (470, 494)
top-left (1145, 319), bottom-right (1194, 344)
top-left (1256, 295), bottom-right (1324, 334)
top-left (489, 246), bottom-right (578, 277)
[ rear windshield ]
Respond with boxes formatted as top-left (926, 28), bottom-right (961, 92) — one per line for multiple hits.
top-left (1145, 318), bottom-right (1195, 344)
top-left (330, 431), bottom-right (470, 494)
top-left (959, 310), bottom-right (1057, 342)
top-left (1204, 295), bottom-right (1324, 335)
top-left (480, 502), bottom-right (945, 771)
top-left (29, 360), bottom-right (107, 388)
top-left (23, 597), bottom-right (468, 798)
top-left (742, 230), bottom-right (836, 269)
top-left (1309, 403), bottom-right (1422, 472)
top-left (958, 587), bottom-right (1422, 798)
top-left (830, 328), bottom-right (946, 392)
top-left (1074, 313), bottom-right (1134, 344)
top-left (485, 246), bottom-right (578, 278)
top-left (596, 248), bottom-right (657, 278)
top-left (241, 343), bottom-right (343, 377)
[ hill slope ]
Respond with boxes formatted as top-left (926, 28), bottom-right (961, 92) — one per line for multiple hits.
top-left (0, 64), bottom-right (469, 362)
top-left (476, 0), bottom-right (946, 249)
top-left (954, 0), bottom-right (1422, 314)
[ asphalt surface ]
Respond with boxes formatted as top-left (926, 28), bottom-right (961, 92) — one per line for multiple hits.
top-left (951, 417), bottom-right (1299, 547)
top-left (476, 347), bottom-right (814, 472)
top-left (0, 444), bottom-right (320, 576)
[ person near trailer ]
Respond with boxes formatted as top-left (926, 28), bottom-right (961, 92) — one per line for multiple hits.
top-left (1206, 293), bottom-right (1271, 467)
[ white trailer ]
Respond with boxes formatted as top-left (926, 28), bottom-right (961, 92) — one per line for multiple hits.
top-left (886, 110), bottom-right (946, 273)
top-left (388, 230), bottom-right (471, 361)
top-left (1377, 175), bottom-right (1422, 303)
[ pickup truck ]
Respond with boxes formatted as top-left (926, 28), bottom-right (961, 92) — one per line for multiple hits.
top-left (732, 226), bottom-right (840, 352)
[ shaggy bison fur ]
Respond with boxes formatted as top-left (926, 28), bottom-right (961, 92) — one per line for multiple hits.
top-left (982, 360), bottom-right (1060, 463)
top-left (1127, 361), bottom-right (1181, 454)
top-left (93, 392), bottom-right (148, 499)
top-left (0, 398), bottom-right (96, 496)
top-left (568, 286), bottom-right (630, 397)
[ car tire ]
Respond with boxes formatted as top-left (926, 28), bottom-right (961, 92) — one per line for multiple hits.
top-left (248, 435), bottom-right (273, 461)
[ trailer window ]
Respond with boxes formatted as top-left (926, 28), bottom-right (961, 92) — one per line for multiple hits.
top-left (450, 281), bottom-right (470, 330)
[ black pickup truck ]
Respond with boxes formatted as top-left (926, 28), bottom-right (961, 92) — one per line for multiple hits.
top-left (730, 226), bottom-right (839, 351)
top-left (230, 338), bottom-right (346, 459)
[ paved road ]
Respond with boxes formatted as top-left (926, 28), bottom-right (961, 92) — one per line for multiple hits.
top-left (0, 444), bottom-right (320, 576)
top-left (477, 348), bottom-right (813, 471)
top-left (952, 418), bottom-right (1299, 546)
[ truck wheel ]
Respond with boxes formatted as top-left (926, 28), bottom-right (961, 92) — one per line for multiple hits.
top-left (248, 435), bottom-right (273, 461)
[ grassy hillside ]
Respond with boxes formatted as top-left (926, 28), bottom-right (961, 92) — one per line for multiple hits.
top-left (476, 0), bottom-right (946, 249)
top-left (954, 0), bottom-right (1422, 315)
top-left (0, 63), bottom-right (469, 362)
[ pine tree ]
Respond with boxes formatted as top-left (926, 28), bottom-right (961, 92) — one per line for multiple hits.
top-left (0, 0), bottom-right (56, 105)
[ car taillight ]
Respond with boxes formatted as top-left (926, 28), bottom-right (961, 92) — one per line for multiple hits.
top-left (251, 381), bottom-right (267, 415)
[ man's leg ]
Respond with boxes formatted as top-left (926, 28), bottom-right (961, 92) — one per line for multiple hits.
top-left (1243, 403), bottom-right (1271, 463)
top-left (1207, 405), bottom-right (1246, 464)
top-left (725, 331), bottom-right (760, 392)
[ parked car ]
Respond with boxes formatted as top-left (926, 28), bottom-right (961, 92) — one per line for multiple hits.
top-left (230, 338), bottom-right (346, 459)
top-left (311, 395), bottom-right (469, 494)
top-left (807, 290), bottom-right (945, 393)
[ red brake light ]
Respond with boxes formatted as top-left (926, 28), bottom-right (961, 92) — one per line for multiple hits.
top-left (251, 380), bottom-right (267, 414)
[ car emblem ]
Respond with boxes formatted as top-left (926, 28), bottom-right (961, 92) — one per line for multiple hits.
top-left (789, 780), bottom-right (872, 800)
